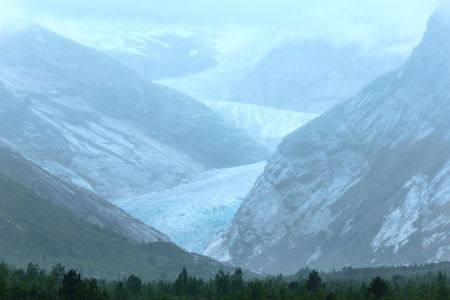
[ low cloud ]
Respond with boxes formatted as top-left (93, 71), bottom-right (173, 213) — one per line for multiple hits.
top-left (3, 0), bottom-right (443, 51)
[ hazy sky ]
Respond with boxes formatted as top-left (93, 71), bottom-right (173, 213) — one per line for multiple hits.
top-left (1, 0), bottom-right (443, 51)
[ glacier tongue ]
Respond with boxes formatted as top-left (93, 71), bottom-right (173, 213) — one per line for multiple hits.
top-left (107, 101), bottom-right (317, 252)
top-left (111, 161), bottom-right (266, 253)
top-left (202, 100), bottom-right (318, 153)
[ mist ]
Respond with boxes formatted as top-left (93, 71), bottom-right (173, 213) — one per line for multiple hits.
top-left (1, 0), bottom-right (450, 292)
top-left (3, 0), bottom-right (442, 53)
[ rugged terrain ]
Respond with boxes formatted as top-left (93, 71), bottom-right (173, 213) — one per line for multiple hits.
top-left (229, 39), bottom-right (406, 113)
top-left (0, 169), bottom-right (234, 281)
top-left (205, 6), bottom-right (450, 273)
top-left (101, 33), bottom-right (218, 81)
top-left (0, 144), bottom-right (169, 243)
top-left (0, 21), bottom-right (267, 199)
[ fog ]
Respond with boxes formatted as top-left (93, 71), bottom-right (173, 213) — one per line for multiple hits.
top-left (1, 0), bottom-right (450, 286)
top-left (2, 0), bottom-right (442, 53)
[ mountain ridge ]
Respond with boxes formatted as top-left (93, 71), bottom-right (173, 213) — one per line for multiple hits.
top-left (0, 169), bottom-right (237, 281)
top-left (228, 38), bottom-right (406, 113)
top-left (0, 21), bottom-right (267, 199)
top-left (205, 6), bottom-right (450, 273)
top-left (0, 143), bottom-right (169, 243)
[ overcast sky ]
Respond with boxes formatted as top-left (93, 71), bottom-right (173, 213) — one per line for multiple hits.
top-left (1, 0), bottom-right (443, 51)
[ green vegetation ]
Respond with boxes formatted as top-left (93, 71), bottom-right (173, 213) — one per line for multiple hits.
top-left (0, 261), bottom-right (449, 299)
top-left (0, 172), bottom-right (231, 281)
top-left (0, 137), bottom-right (449, 299)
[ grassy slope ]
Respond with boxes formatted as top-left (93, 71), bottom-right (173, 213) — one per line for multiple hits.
top-left (0, 144), bottom-right (170, 244)
top-left (0, 171), bottom-right (229, 281)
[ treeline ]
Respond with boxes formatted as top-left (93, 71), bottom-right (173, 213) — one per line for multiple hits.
top-left (0, 260), bottom-right (449, 299)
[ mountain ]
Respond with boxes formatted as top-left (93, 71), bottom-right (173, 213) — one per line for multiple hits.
top-left (0, 170), bottom-right (235, 281)
top-left (205, 7), bottom-right (450, 273)
top-left (111, 102), bottom-right (318, 254)
top-left (0, 21), bottom-right (267, 199)
top-left (108, 100), bottom-right (318, 254)
top-left (228, 39), bottom-right (407, 113)
top-left (0, 144), bottom-right (168, 243)
top-left (101, 33), bottom-right (218, 81)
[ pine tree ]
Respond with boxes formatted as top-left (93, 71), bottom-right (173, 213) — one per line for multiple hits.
top-left (306, 270), bottom-right (322, 292)
top-left (367, 276), bottom-right (388, 298)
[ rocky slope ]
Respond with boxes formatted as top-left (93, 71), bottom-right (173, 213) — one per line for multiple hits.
top-left (0, 21), bottom-right (267, 199)
top-left (101, 33), bottom-right (218, 81)
top-left (0, 144), bottom-right (169, 243)
top-left (0, 169), bottom-right (236, 281)
top-left (229, 39), bottom-right (407, 113)
top-left (205, 6), bottom-right (450, 273)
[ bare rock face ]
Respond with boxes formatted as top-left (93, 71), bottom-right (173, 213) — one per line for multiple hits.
top-left (229, 39), bottom-right (406, 114)
top-left (205, 7), bottom-right (450, 274)
top-left (0, 22), bottom-right (267, 199)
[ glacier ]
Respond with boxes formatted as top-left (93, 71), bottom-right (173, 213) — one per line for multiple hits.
top-left (202, 100), bottom-right (318, 153)
top-left (0, 22), bottom-right (322, 255)
top-left (111, 161), bottom-right (266, 253)
top-left (108, 101), bottom-right (317, 253)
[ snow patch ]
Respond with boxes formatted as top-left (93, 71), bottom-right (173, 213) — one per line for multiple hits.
top-left (427, 159), bottom-right (450, 206)
top-left (372, 174), bottom-right (428, 253)
top-left (435, 246), bottom-right (450, 261)
top-left (203, 234), bottom-right (232, 262)
top-left (340, 218), bottom-right (354, 236)
top-left (422, 215), bottom-right (450, 232)
top-left (412, 125), bottom-right (434, 143)
top-left (307, 247), bottom-right (321, 265)
top-left (422, 233), bottom-right (446, 249)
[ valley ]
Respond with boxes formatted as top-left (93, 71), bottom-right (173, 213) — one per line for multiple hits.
top-left (0, 0), bottom-right (449, 284)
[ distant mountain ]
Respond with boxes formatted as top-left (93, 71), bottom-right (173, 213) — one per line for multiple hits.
top-left (0, 144), bottom-right (168, 243)
top-left (101, 33), bottom-right (218, 81)
top-left (0, 170), bottom-right (234, 281)
top-left (229, 39), bottom-right (407, 113)
top-left (0, 21), bottom-right (267, 199)
top-left (205, 6), bottom-right (450, 273)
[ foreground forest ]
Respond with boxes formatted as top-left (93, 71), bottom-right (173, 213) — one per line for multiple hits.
top-left (0, 260), bottom-right (449, 299)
